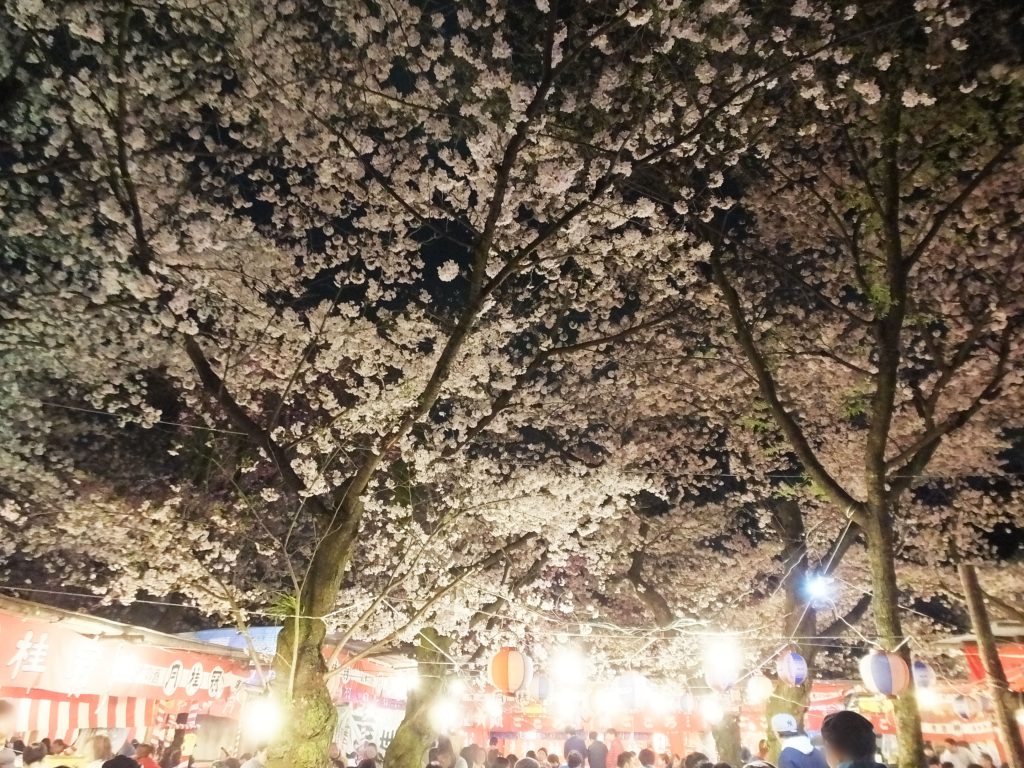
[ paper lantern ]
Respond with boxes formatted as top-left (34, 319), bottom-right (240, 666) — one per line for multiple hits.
top-left (679, 690), bottom-right (696, 714)
top-left (912, 660), bottom-right (936, 689)
top-left (704, 665), bottom-right (739, 693)
top-left (953, 694), bottom-right (978, 721)
top-left (776, 651), bottom-right (808, 686)
top-left (859, 650), bottom-right (910, 697)
top-left (746, 673), bottom-right (774, 703)
top-left (613, 671), bottom-right (650, 711)
top-left (490, 647), bottom-right (533, 695)
top-left (529, 671), bottom-right (550, 702)
top-left (703, 635), bottom-right (742, 694)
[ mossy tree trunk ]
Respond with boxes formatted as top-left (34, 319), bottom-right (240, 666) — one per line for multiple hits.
top-left (959, 564), bottom-right (1024, 768)
top-left (712, 712), bottom-right (742, 766)
top-left (268, 504), bottom-right (364, 768)
top-left (385, 629), bottom-right (453, 768)
top-left (864, 508), bottom-right (923, 768)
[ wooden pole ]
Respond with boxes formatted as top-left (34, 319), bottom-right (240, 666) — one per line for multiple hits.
top-left (958, 564), bottom-right (1024, 768)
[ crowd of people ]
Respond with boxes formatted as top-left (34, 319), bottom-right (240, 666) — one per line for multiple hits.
top-left (0, 730), bottom-right (246, 768)
top-left (457, 712), bottom-right (917, 768)
top-left (0, 698), bottom-right (1009, 768)
top-left (924, 738), bottom-right (1000, 768)
top-left (0, 731), bottom-right (189, 768)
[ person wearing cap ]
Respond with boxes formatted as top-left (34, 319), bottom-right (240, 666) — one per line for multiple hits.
top-left (819, 711), bottom-right (884, 768)
top-left (771, 713), bottom-right (828, 768)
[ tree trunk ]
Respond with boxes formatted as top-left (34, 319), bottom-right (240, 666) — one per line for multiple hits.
top-left (864, 511), bottom-right (923, 768)
top-left (767, 501), bottom-right (817, 761)
top-left (385, 629), bottom-right (453, 768)
top-left (712, 712), bottom-right (742, 766)
top-left (767, 669), bottom-right (814, 762)
top-left (268, 612), bottom-right (338, 768)
top-left (958, 564), bottom-right (1024, 768)
top-left (268, 506), bottom-right (363, 768)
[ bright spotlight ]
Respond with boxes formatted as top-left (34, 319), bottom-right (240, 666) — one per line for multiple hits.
top-left (551, 646), bottom-right (586, 684)
top-left (594, 685), bottom-right (622, 716)
top-left (484, 694), bottom-right (503, 723)
top-left (916, 687), bottom-right (940, 709)
top-left (242, 697), bottom-right (283, 740)
top-left (431, 697), bottom-right (460, 732)
top-left (805, 574), bottom-right (834, 603)
top-left (700, 696), bottom-right (725, 725)
top-left (649, 686), bottom-right (673, 715)
top-left (703, 634), bottom-right (743, 679)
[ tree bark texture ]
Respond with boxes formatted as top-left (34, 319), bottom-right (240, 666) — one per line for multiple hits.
top-left (766, 502), bottom-right (818, 760)
top-left (268, 501), bottom-right (363, 768)
top-left (384, 629), bottom-right (453, 768)
top-left (864, 510), bottom-right (924, 768)
top-left (959, 564), bottom-right (1024, 768)
top-left (712, 712), bottom-right (743, 767)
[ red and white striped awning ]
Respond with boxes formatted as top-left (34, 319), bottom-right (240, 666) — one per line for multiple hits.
top-left (11, 693), bottom-right (155, 743)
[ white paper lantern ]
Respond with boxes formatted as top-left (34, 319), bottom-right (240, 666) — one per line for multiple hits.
top-left (746, 673), bottom-right (774, 704)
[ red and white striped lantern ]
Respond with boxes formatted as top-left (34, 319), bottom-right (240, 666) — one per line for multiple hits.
top-left (489, 647), bottom-right (533, 695)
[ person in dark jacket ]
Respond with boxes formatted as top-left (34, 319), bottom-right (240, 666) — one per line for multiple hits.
top-left (820, 711), bottom-right (884, 768)
top-left (587, 733), bottom-right (608, 768)
top-left (564, 733), bottom-right (587, 763)
top-left (771, 714), bottom-right (828, 768)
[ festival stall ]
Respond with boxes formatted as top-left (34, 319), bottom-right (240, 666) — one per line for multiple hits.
top-left (0, 597), bottom-right (250, 751)
top-left (963, 642), bottom-right (1024, 691)
top-left (186, 627), bottom-right (417, 756)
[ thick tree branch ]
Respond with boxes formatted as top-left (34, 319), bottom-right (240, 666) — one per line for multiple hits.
top-left (905, 146), bottom-right (1014, 269)
top-left (470, 548), bottom-right (550, 634)
top-left (183, 337), bottom-right (326, 510)
top-left (983, 590), bottom-right (1024, 625)
top-left (331, 533), bottom-right (540, 673)
top-left (625, 522), bottom-right (676, 629)
top-left (864, 90), bottom-right (906, 514)
top-left (821, 520), bottom-right (862, 577)
top-left (452, 307), bottom-right (682, 452)
top-left (709, 251), bottom-right (865, 519)
top-left (820, 593), bottom-right (872, 639)
top-left (886, 326), bottom-right (1012, 482)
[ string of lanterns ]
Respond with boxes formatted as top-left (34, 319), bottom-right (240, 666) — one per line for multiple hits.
top-left (485, 643), bottom-right (993, 721)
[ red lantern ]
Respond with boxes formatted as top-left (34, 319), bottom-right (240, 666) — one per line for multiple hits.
top-left (489, 647), bottom-right (533, 695)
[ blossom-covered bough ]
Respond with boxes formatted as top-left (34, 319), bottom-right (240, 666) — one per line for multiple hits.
top-left (0, 1), bottom-right (784, 765)
top-left (2, 1), bottom-right (1022, 767)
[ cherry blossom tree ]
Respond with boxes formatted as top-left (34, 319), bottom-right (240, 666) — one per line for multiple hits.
top-left (4, 5), bottom-right (1020, 768)
top-left (685, 2), bottom-right (1024, 765)
top-left (0, 0), bottom-right (783, 765)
